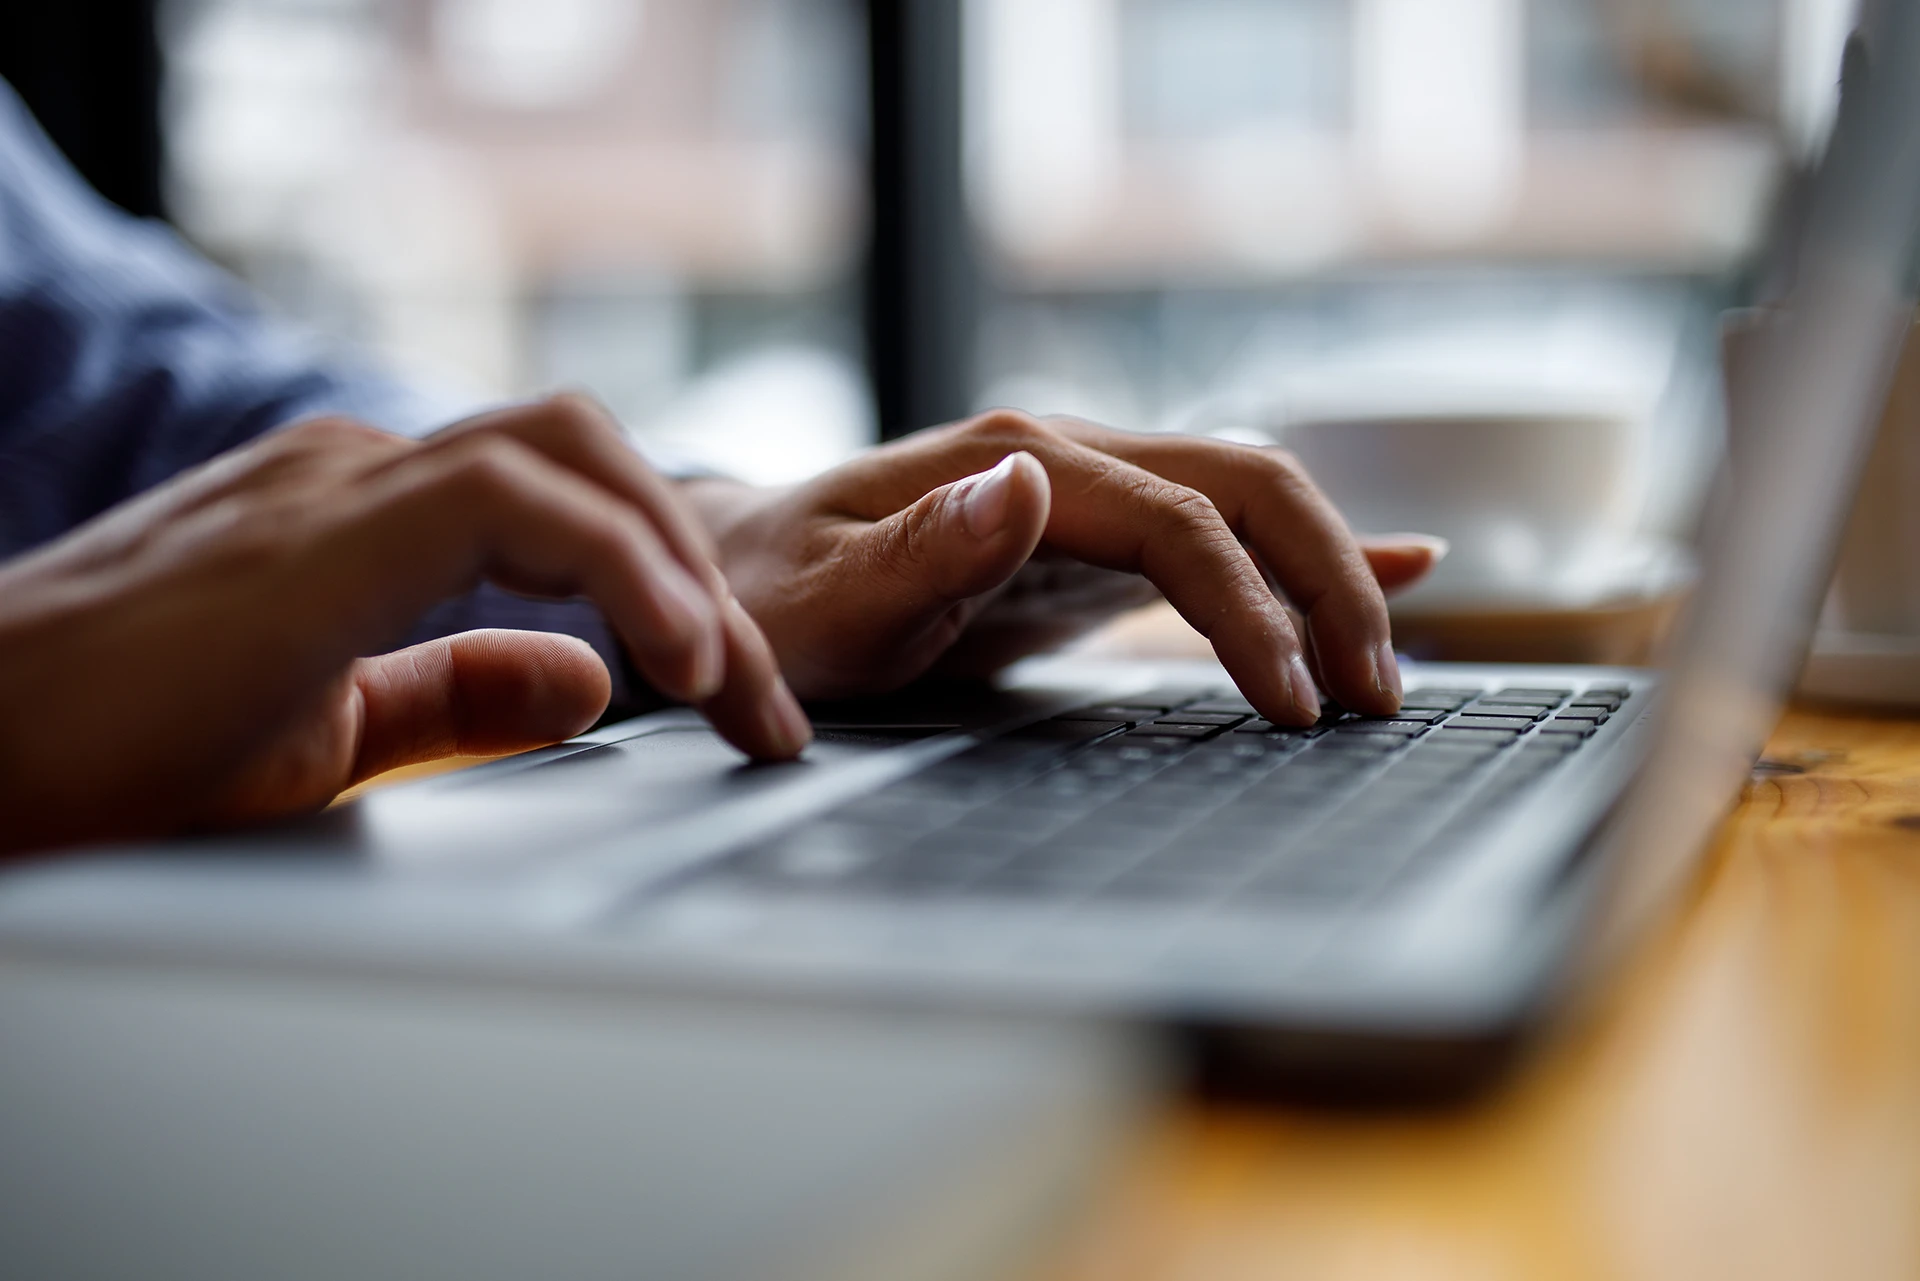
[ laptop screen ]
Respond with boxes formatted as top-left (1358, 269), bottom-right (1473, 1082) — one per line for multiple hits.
top-left (1596, 2), bottom-right (1920, 939)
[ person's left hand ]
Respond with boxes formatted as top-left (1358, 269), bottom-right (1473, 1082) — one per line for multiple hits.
top-left (680, 410), bottom-right (1444, 726)
top-left (0, 396), bottom-right (809, 855)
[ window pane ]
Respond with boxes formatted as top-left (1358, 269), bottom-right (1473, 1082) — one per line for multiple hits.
top-left (963, 0), bottom-right (1851, 553)
top-left (163, 0), bottom-right (870, 482)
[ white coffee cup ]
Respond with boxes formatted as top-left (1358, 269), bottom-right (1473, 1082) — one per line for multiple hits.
top-left (1260, 400), bottom-right (1649, 608)
top-left (1826, 318), bottom-right (1920, 635)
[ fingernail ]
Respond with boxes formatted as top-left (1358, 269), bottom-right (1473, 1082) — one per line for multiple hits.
top-left (1376, 532), bottom-right (1451, 561)
top-left (1373, 640), bottom-right (1403, 706)
top-left (962, 454), bottom-right (1020, 538)
top-left (765, 681), bottom-right (813, 755)
top-left (1287, 654), bottom-right (1321, 723)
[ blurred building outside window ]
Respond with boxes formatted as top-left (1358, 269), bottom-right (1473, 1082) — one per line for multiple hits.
top-left (964, 0), bottom-right (1858, 552)
top-left (163, 0), bottom-right (870, 485)
top-left (163, 0), bottom-right (1861, 532)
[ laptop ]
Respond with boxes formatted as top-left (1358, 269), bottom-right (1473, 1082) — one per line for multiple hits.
top-left (3, 7), bottom-right (1917, 1102)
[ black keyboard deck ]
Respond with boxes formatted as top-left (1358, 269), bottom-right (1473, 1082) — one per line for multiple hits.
top-left (666, 683), bottom-right (1633, 915)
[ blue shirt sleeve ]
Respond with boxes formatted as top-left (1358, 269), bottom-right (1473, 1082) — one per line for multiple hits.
top-left (0, 78), bottom-right (645, 707)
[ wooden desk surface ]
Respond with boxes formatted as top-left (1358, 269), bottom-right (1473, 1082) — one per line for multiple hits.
top-left (1026, 703), bottom-right (1920, 1281)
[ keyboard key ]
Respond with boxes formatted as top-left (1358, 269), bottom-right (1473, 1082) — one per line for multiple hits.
top-left (1366, 706), bottom-right (1449, 723)
top-left (1098, 741), bottom-right (1187, 763)
top-left (1582, 685), bottom-right (1632, 698)
top-left (1390, 755), bottom-right (1488, 780)
top-left (1130, 775), bottom-right (1244, 802)
top-left (1403, 687), bottom-right (1481, 701)
top-left (1052, 706), bottom-right (1157, 723)
top-left (1466, 702), bottom-right (1551, 719)
top-left (1130, 723), bottom-right (1218, 740)
top-left (1189, 736), bottom-right (1296, 762)
top-left (1312, 732), bottom-right (1407, 753)
top-left (1233, 719), bottom-right (1322, 737)
top-left (1050, 819), bottom-right (1182, 855)
top-left (1184, 697), bottom-right (1257, 716)
top-left (1489, 687), bottom-right (1573, 700)
top-left (1333, 720), bottom-right (1430, 736)
top-left (1553, 710), bottom-right (1610, 725)
top-left (1537, 722), bottom-right (1596, 738)
top-left (1429, 726), bottom-right (1523, 746)
top-left (1123, 687), bottom-right (1217, 711)
top-left (951, 805), bottom-right (1069, 837)
top-left (1450, 715), bottom-right (1539, 731)
top-left (1010, 719), bottom-right (1128, 742)
top-left (1153, 711), bottom-right (1248, 727)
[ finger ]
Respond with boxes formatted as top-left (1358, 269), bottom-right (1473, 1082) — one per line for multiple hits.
top-left (693, 595), bottom-right (814, 760)
top-left (348, 630), bottom-right (612, 784)
top-left (347, 435), bottom-right (727, 705)
top-left (1361, 534), bottom-right (1448, 595)
top-left (832, 418), bottom-right (1321, 724)
top-left (427, 394), bottom-right (728, 596)
top-left (1045, 454), bottom-right (1320, 724)
top-left (835, 451), bottom-right (1051, 660)
top-left (1044, 420), bottom-right (1400, 715)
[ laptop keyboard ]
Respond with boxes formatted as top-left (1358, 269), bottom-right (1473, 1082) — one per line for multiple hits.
top-left (661, 683), bottom-right (1631, 915)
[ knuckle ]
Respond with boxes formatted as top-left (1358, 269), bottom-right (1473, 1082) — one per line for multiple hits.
top-left (442, 435), bottom-right (530, 497)
top-left (1262, 447), bottom-right (1315, 491)
top-left (1156, 482), bottom-right (1224, 533)
top-left (276, 415), bottom-right (393, 460)
top-left (964, 407), bottom-right (1046, 449)
top-left (540, 390), bottom-right (615, 437)
top-left (284, 415), bottom-right (380, 444)
top-left (889, 494), bottom-right (944, 572)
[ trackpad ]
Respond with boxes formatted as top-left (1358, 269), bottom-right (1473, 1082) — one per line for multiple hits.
top-left (352, 724), bottom-right (951, 864)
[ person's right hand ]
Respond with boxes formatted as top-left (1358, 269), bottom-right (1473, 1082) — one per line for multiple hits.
top-left (0, 395), bottom-right (811, 856)
top-left (682, 410), bottom-right (1443, 724)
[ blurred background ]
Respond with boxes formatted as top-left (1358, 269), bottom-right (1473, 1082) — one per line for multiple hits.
top-left (0, 0), bottom-right (1860, 588)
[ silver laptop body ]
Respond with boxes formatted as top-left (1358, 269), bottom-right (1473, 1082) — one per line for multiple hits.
top-left (3, 6), bottom-right (1917, 1099)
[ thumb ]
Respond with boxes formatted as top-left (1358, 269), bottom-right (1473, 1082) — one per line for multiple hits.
top-left (855, 450), bottom-right (1051, 624)
top-left (349, 629), bottom-right (612, 785)
top-left (1361, 534), bottom-right (1449, 595)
